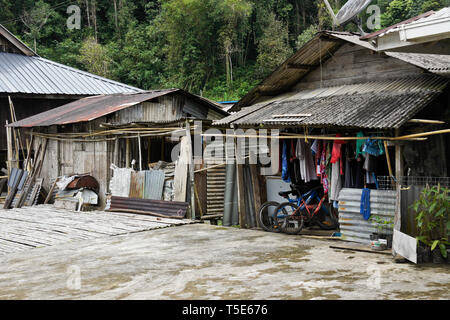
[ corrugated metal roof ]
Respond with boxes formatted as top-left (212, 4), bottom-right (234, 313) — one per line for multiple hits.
top-left (385, 52), bottom-right (450, 77)
top-left (9, 89), bottom-right (228, 128)
top-left (365, 7), bottom-right (450, 40)
top-left (215, 75), bottom-right (448, 129)
top-left (0, 52), bottom-right (142, 96)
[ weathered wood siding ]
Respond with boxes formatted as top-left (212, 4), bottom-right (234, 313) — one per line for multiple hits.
top-left (38, 119), bottom-right (112, 208)
top-left (113, 95), bottom-right (184, 125)
top-left (0, 34), bottom-right (22, 54)
top-left (293, 43), bottom-right (424, 91)
top-left (111, 93), bottom-right (222, 125)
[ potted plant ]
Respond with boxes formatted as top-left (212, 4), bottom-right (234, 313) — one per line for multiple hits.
top-left (412, 184), bottom-right (449, 264)
top-left (370, 215), bottom-right (394, 249)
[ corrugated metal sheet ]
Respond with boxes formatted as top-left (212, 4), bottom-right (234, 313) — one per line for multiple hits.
top-left (216, 75), bottom-right (448, 129)
top-left (144, 170), bottom-right (165, 200)
top-left (109, 167), bottom-right (132, 197)
top-left (129, 171), bottom-right (145, 199)
top-left (10, 89), bottom-right (228, 128)
top-left (108, 196), bottom-right (189, 219)
top-left (9, 90), bottom-right (176, 127)
top-left (206, 161), bottom-right (226, 215)
top-left (0, 52), bottom-right (142, 95)
top-left (386, 52), bottom-right (450, 77)
top-left (338, 188), bottom-right (396, 244)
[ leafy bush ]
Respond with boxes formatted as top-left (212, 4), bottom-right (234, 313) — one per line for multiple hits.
top-left (413, 185), bottom-right (450, 258)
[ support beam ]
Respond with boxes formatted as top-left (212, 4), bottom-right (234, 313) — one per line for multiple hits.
top-left (393, 129), bottom-right (404, 257)
top-left (126, 138), bottom-right (130, 168)
top-left (186, 121), bottom-right (196, 220)
top-left (138, 134), bottom-right (142, 171)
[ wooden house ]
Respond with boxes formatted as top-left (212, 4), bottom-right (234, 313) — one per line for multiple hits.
top-left (214, 29), bottom-right (449, 243)
top-left (0, 24), bottom-right (142, 168)
top-left (9, 90), bottom-right (229, 207)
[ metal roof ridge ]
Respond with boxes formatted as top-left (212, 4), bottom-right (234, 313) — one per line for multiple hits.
top-left (33, 55), bottom-right (144, 92)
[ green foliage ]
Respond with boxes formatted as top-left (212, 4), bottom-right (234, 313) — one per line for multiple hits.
top-left (79, 36), bottom-right (112, 78)
top-left (255, 13), bottom-right (292, 79)
top-left (412, 185), bottom-right (450, 253)
top-left (381, 0), bottom-right (448, 27)
top-left (2, 0), bottom-right (449, 100)
top-left (296, 24), bottom-right (319, 50)
top-left (370, 215), bottom-right (394, 234)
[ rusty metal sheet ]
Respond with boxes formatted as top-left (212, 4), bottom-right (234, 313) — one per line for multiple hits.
top-left (67, 175), bottom-right (99, 193)
top-left (108, 196), bottom-right (189, 219)
top-left (129, 171), bottom-right (145, 199)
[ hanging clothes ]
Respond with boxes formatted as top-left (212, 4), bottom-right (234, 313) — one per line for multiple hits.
top-left (288, 140), bottom-right (300, 184)
top-left (311, 139), bottom-right (319, 155)
top-left (344, 144), bottom-right (356, 188)
top-left (355, 156), bottom-right (365, 189)
top-left (296, 139), bottom-right (318, 183)
top-left (356, 131), bottom-right (365, 159)
top-left (329, 160), bottom-right (342, 202)
top-left (281, 140), bottom-right (290, 183)
top-left (363, 139), bottom-right (385, 157)
top-left (319, 141), bottom-right (329, 194)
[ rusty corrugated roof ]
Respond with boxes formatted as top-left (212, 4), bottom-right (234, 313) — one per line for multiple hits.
top-left (215, 75), bottom-right (448, 129)
top-left (9, 89), bottom-right (228, 128)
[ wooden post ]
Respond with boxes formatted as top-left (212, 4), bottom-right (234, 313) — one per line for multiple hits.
top-left (126, 138), bottom-right (131, 168)
top-left (234, 129), bottom-right (247, 228)
top-left (138, 134), bottom-right (142, 171)
top-left (249, 151), bottom-right (262, 227)
top-left (186, 121), bottom-right (196, 220)
top-left (393, 129), bottom-right (404, 257)
top-left (114, 137), bottom-right (119, 166)
top-left (6, 121), bottom-right (13, 192)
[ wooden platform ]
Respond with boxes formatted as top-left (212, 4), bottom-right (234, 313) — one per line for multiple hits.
top-left (0, 205), bottom-right (194, 256)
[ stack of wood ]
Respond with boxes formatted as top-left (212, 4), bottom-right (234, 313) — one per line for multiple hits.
top-left (3, 96), bottom-right (48, 209)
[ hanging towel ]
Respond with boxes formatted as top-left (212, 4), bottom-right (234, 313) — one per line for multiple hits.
top-left (360, 188), bottom-right (371, 220)
top-left (356, 131), bottom-right (365, 159)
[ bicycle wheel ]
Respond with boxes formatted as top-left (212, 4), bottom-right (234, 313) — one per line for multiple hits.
top-left (315, 204), bottom-right (339, 230)
top-left (257, 201), bottom-right (282, 233)
top-left (273, 202), bottom-right (304, 235)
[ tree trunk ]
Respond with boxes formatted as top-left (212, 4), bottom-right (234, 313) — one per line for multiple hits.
top-left (85, 0), bottom-right (91, 28)
top-left (113, 0), bottom-right (118, 31)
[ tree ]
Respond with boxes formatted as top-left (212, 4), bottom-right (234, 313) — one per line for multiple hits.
top-left (79, 36), bottom-right (112, 78)
top-left (296, 24), bottom-right (319, 49)
top-left (218, 0), bottom-right (253, 86)
top-left (21, 0), bottom-right (53, 52)
top-left (255, 13), bottom-right (293, 78)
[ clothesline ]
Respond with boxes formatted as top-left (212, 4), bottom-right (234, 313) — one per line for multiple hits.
top-left (202, 128), bottom-right (450, 141)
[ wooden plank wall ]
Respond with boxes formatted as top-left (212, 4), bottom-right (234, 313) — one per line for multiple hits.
top-left (293, 43), bottom-right (424, 91)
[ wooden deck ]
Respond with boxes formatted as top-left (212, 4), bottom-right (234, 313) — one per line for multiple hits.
top-left (0, 205), bottom-right (194, 255)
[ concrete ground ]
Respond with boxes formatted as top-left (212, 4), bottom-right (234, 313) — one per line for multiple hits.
top-left (0, 223), bottom-right (448, 300)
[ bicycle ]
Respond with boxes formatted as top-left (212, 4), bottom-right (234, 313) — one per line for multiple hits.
top-left (273, 185), bottom-right (339, 235)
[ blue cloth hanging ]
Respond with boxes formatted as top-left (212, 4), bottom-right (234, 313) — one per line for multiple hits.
top-left (360, 188), bottom-right (371, 220)
top-left (282, 140), bottom-right (291, 183)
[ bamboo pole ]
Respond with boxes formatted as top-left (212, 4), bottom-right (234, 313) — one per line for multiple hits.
top-left (201, 129), bottom-right (450, 141)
